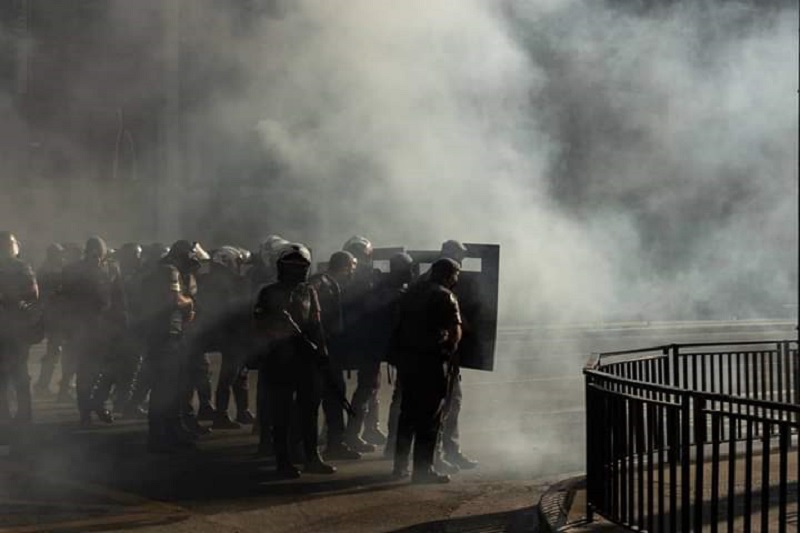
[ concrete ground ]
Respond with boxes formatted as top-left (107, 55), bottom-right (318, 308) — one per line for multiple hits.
top-left (0, 320), bottom-right (794, 532)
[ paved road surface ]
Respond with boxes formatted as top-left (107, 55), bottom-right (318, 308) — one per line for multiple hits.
top-left (0, 320), bottom-right (793, 532)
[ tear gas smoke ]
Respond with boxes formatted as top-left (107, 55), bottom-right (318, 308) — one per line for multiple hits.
top-left (2, 0), bottom-right (795, 324)
top-left (0, 0), bottom-right (796, 485)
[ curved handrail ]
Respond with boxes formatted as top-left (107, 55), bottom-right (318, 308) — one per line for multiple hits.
top-left (584, 339), bottom-right (799, 532)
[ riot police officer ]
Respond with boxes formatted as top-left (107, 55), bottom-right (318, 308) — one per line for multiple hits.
top-left (61, 236), bottom-right (126, 426)
top-left (249, 235), bottom-right (289, 289)
top-left (118, 242), bottom-right (169, 418)
top-left (34, 243), bottom-right (66, 396)
top-left (199, 246), bottom-right (254, 429)
top-left (436, 240), bottom-right (478, 472)
top-left (0, 232), bottom-right (39, 423)
top-left (373, 252), bottom-right (415, 458)
top-left (310, 251), bottom-right (361, 460)
top-left (143, 240), bottom-right (207, 452)
top-left (392, 258), bottom-right (462, 484)
top-left (248, 234), bottom-right (289, 445)
top-left (112, 243), bottom-right (146, 417)
top-left (253, 244), bottom-right (336, 478)
top-left (341, 235), bottom-right (384, 452)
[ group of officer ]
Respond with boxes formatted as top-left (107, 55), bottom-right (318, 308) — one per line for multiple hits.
top-left (0, 231), bottom-right (478, 484)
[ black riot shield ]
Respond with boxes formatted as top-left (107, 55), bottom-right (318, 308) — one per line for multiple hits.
top-left (408, 244), bottom-right (499, 371)
top-left (316, 246), bottom-right (406, 278)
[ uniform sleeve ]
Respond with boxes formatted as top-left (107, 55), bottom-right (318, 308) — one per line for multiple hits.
top-left (167, 266), bottom-right (182, 293)
top-left (439, 290), bottom-right (462, 327)
top-left (18, 262), bottom-right (39, 302)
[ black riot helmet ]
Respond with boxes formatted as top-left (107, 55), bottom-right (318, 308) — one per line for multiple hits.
top-left (328, 250), bottom-right (357, 285)
top-left (45, 243), bottom-right (65, 265)
top-left (62, 242), bottom-right (83, 265)
top-left (277, 243), bottom-right (312, 284)
top-left (0, 232), bottom-right (20, 259)
top-left (441, 240), bottom-right (468, 265)
top-left (85, 236), bottom-right (109, 262)
top-left (166, 240), bottom-right (210, 273)
top-left (430, 257), bottom-right (460, 289)
top-left (389, 252), bottom-right (414, 286)
top-left (212, 245), bottom-right (244, 273)
top-left (343, 235), bottom-right (373, 266)
top-left (117, 242), bottom-right (143, 274)
top-left (142, 242), bottom-right (169, 268)
top-left (259, 235), bottom-right (290, 268)
top-left (328, 250), bottom-right (356, 273)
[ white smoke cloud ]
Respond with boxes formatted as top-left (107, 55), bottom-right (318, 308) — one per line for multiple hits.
top-left (182, 0), bottom-right (796, 323)
top-left (1, 0), bottom-right (796, 322)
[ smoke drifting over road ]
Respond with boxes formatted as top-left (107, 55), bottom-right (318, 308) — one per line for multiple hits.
top-left (1, 0), bottom-right (798, 322)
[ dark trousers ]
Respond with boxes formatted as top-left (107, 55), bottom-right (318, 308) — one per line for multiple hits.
top-left (385, 375), bottom-right (403, 453)
top-left (216, 347), bottom-right (249, 416)
top-left (0, 338), bottom-right (31, 422)
top-left (110, 333), bottom-right (144, 411)
top-left (148, 338), bottom-right (187, 443)
top-left (73, 327), bottom-right (114, 417)
top-left (394, 369), bottom-right (446, 474)
top-left (182, 350), bottom-right (212, 417)
top-left (347, 359), bottom-right (381, 438)
top-left (440, 372), bottom-right (462, 456)
top-left (264, 367), bottom-right (322, 466)
top-left (36, 332), bottom-right (63, 391)
top-left (321, 358), bottom-right (347, 446)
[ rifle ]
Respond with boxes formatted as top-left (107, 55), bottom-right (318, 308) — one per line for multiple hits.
top-left (281, 310), bottom-right (356, 417)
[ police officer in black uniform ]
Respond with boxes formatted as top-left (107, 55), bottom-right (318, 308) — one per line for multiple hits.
top-left (248, 235), bottom-right (289, 445)
top-left (310, 250), bottom-right (361, 460)
top-left (201, 246), bottom-right (254, 429)
top-left (118, 243), bottom-right (168, 418)
top-left (34, 243), bottom-right (66, 396)
top-left (436, 240), bottom-right (479, 472)
top-left (111, 243), bottom-right (146, 416)
top-left (392, 258), bottom-right (462, 484)
top-left (253, 243), bottom-right (336, 478)
top-left (0, 232), bottom-right (39, 423)
top-left (143, 240), bottom-right (207, 452)
top-left (341, 236), bottom-right (385, 452)
top-left (372, 252), bottom-right (415, 458)
top-left (61, 236), bottom-right (126, 426)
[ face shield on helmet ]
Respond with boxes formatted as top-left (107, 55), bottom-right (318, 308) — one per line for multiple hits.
top-left (168, 240), bottom-right (209, 273)
top-left (343, 235), bottom-right (373, 267)
top-left (117, 243), bottom-right (143, 273)
top-left (237, 247), bottom-right (252, 265)
top-left (259, 235), bottom-right (290, 267)
top-left (277, 243), bottom-right (312, 283)
top-left (212, 246), bottom-right (243, 273)
top-left (0, 232), bottom-right (20, 259)
top-left (85, 236), bottom-right (109, 262)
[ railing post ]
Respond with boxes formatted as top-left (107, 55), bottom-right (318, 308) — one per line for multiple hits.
top-left (671, 344), bottom-right (680, 389)
top-left (585, 374), bottom-right (595, 522)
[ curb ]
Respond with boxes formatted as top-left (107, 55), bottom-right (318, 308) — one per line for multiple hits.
top-left (536, 476), bottom-right (584, 533)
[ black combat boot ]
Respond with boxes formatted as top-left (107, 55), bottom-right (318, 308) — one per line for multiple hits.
top-left (212, 413), bottom-right (241, 430)
top-left (305, 451), bottom-right (337, 474)
top-left (412, 468), bottom-right (451, 484)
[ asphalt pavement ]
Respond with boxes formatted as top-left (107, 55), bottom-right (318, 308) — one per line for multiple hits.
top-left (0, 319), bottom-right (794, 532)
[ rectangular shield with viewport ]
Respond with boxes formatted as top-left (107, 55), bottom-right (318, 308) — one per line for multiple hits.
top-left (316, 246), bottom-right (406, 276)
top-left (407, 243), bottom-right (499, 371)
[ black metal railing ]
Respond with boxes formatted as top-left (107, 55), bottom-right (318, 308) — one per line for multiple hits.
top-left (585, 341), bottom-right (799, 532)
